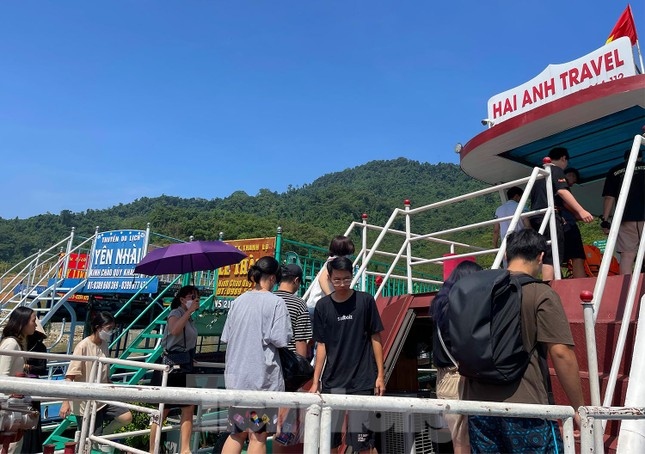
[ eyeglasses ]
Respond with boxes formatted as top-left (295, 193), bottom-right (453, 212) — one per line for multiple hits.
top-left (331, 278), bottom-right (353, 286)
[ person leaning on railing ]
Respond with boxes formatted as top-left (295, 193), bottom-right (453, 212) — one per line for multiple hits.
top-left (59, 312), bottom-right (132, 443)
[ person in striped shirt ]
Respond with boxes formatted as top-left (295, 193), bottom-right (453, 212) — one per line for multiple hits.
top-left (275, 264), bottom-right (313, 357)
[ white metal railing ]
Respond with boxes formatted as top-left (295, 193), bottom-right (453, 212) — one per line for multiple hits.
top-left (0, 228), bottom-right (97, 330)
top-left (577, 133), bottom-right (645, 445)
top-left (0, 349), bottom-right (170, 454)
top-left (0, 375), bottom-right (578, 454)
top-left (332, 165), bottom-right (560, 298)
top-left (579, 406), bottom-right (645, 453)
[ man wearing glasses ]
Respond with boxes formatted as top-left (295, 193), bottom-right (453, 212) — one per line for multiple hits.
top-left (309, 256), bottom-right (385, 454)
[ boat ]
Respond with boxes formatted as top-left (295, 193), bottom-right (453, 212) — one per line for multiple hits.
top-left (1, 19), bottom-right (644, 454)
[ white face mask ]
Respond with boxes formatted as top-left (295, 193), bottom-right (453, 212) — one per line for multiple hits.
top-left (185, 299), bottom-right (194, 310)
top-left (98, 330), bottom-right (112, 342)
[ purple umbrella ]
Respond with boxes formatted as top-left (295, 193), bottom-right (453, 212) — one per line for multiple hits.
top-left (134, 240), bottom-right (247, 276)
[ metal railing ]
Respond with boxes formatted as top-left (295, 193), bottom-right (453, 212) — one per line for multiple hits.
top-left (579, 406), bottom-right (645, 452)
top-left (0, 374), bottom-right (578, 454)
top-left (320, 164), bottom-right (560, 300)
top-left (574, 133), bottom-right (645, 447)
top-left (0, 349), bottom-right (170, 454)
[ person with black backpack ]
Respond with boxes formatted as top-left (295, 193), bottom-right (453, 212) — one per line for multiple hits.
top-left (447, 229), bottom-right (584, 453)
top-left (431, 260), bottom-right (482, 454)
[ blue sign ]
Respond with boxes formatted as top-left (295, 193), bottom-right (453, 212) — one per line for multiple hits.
top-left (84, 230), bottom-right (158, 294)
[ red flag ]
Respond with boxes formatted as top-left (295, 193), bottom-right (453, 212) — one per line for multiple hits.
top-left (606, 5), bottom-right (638, 45)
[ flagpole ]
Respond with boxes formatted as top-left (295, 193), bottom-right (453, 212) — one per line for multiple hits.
top-left (636, 39), bottom-right (645, 74)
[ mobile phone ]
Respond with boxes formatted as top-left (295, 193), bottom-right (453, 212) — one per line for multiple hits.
top-left (274, 431), bottom-right (295, 445)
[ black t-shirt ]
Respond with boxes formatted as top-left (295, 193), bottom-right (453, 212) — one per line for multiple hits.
top-left (530, 165), bottom-right (569, 212)
top-left (602, 160), bottom-right (645, 222)
top-left (313, 291), bottom-right (384, 393)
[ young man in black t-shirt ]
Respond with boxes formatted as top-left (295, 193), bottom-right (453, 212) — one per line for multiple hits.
top-left (601, 149), bottom-right (645, 274)
top-left (529, 147), bottom-right (594, 280)
top-left (309, 256), bottom-right (385, 453)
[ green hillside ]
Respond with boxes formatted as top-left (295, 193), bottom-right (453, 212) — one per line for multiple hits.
top-left (0, 158), bottom-right (605, 270)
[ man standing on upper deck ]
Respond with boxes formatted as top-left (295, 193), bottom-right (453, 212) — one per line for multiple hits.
top-left (601, 149), bottom-right (645, 274)
top-left (493, 186), bottom-right (528, 250)
top-left (529, 147), bottom-right (594, 280)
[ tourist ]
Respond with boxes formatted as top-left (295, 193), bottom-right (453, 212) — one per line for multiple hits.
top-left (0, 306), bottom-right (37, 454)
top-left (59, 312), bottom-right (132, 447)
top-left (305, 235), bottom-right (355, 319)
top-left (529, 147), bottom-right (593, 280)
top-left (221, 256), bottom-right (292, 454)
top-left (463, 230), bottom-right (584, 453)
top-left (149, 285), bottom-right (200, 454)
top-left (275, 264), bottom-right (312, 357)
top-left (561, 167), bottom-right (587, 278)
top-left (431, 260), bottom-right (482, 454)
top-left (601, 149), bottom-right (645, 274)
top-left (309, 256), bottom-right (385, 453)
top-left (22, 318), bottom-right (49, 453)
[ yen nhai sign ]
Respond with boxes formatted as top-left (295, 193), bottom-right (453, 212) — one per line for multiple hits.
top-left (84, 230), bottom-right (158, 294)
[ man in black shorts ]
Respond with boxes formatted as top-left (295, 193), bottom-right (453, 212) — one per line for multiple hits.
top-left (529, 147), bottom-right (593, 280)
top-left (309, 256), bottom-right (385, 453)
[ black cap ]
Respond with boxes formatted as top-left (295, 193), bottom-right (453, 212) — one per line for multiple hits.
top-left (281, 264), bottom-right (303, 280)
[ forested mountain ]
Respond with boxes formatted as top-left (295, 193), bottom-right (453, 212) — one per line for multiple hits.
top-left (0, 158), bottom-right (604, 268)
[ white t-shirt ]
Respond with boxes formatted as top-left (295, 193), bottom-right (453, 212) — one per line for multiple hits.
top-left (495, 200), bottom-right (525, 239)
top-left (222, 290), bottom-right (292, 391)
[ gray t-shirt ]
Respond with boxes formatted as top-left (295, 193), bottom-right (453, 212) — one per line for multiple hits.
top-left (221, 290), bottom-right (292, 391)
top-left (162, 307), bottom-right (198, 352)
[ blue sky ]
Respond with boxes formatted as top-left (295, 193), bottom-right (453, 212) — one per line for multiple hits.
top-left (1, 1), bottom-right (641, 219)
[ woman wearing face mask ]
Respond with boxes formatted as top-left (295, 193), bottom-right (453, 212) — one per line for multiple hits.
top-left (59, 312), bottom-right (133, 438)
top-left (149, 285), bottom-right (200, 454)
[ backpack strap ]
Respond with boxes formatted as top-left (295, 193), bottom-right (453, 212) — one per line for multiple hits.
top-left (514, 273), bottom-right (553, 395)
top-left (437, 328), bottom-right (459, 369)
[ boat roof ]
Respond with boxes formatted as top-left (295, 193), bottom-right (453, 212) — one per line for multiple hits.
top-left (460, 74), bottom-right (645, 214)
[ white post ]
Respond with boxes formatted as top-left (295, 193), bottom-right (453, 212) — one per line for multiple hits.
top-left (543, 159), bottom-right (562, 279)
top-left (404, 200), bottom-right (413, 294)
top-left (617, 295), bottom-right (645, 452)
top-left (361, 214), bottom-right (368, 292)
top-left (581, 291), bottom-right (604, 451)
top-left (319, 406), bottom-right (332, 454)
top-left (303, 404), bottom-right (321, 454)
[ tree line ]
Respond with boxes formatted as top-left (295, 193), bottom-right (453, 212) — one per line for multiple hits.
top-left (0, 158), bottom-right (605, 272)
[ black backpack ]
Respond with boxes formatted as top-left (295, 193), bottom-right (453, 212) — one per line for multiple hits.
top-left (445, 269), bottom-right (539, 384)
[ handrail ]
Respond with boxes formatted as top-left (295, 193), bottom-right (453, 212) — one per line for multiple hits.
top-left (602, 258), bottom-right (645, 410)
top-left (591, 133), bottom-right (645, 319)
top-left (580, 133), bottom-right (645, 441)
top-left (351, 166), bottom-right (555, 298)
top-left (0, 375), bottom-right (577, 454)
top-left (579, 406), bottom-right (645, 452)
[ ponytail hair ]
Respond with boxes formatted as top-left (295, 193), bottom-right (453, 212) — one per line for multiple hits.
top-left (247, 256), bottom-right (282, 284)
top-left (328, 235), bottom-right (355, 257)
